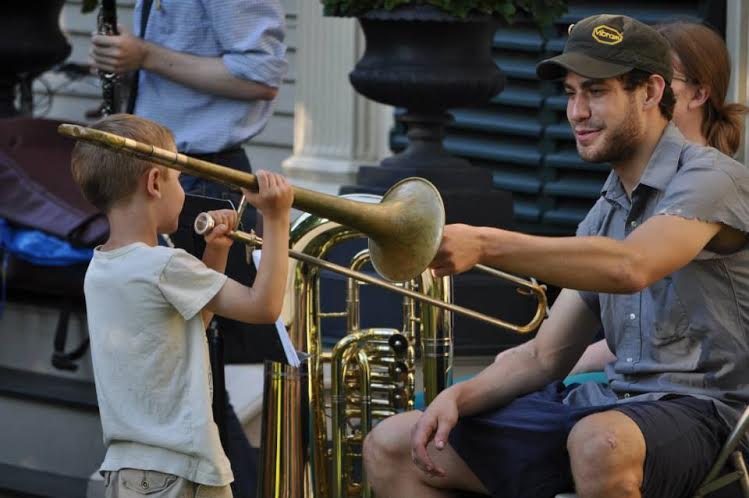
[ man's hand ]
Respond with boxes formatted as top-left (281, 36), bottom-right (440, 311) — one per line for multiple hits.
top-left (241, 170), bottom-right (293, 220)
top-left (203, 209), bottom-right (238, 249)
top-left (430, 224), bottom-right (485, 277)
top-left (410, 389), bottom-right (459, 478)
top-left (90, 25), bottom-right (148, 74)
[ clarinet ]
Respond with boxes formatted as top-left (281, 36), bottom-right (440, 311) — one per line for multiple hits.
top-left (97, 0), bottom-right (119, 116)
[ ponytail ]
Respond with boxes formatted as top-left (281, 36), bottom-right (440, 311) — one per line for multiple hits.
top-left (704, 102), bottom-right (749, 156)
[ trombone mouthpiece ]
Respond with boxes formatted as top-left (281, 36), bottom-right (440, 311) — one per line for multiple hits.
top-left (194, 212), bottom-right (215, 235)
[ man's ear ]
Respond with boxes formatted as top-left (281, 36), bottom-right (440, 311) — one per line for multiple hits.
top-left (643, 74), bottom-right (666, 111)
top-left (688, 85), bottom-right (711, 110)
top-left (145, 167), bottom-right (162, 199)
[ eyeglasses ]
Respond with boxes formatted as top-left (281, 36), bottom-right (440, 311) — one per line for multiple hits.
top-left (672, 72), bottom-right (696, 84)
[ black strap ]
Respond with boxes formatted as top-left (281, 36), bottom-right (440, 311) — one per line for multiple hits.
top-left (125, 0), bottom-right (154, 114)
top-left (51, 297), bottom-right (90, 371)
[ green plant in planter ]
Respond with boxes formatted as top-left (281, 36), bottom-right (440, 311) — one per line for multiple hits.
top-left (81, 0), bottom-right (98, 13)
top-left (322, 0), bottom-right (567, 24)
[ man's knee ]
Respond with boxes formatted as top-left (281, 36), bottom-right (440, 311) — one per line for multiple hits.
top-left (567, 411), bottom-right (645, 498)
top-left (363, 411), bottom-right (420, 479)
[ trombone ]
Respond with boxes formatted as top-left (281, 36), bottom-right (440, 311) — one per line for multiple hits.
top-left (195, 217), bottom-right (546, 334)
top-left (58, 123), bottom-right (547, 334)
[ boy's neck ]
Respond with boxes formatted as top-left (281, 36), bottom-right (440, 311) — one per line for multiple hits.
top-left (101, 201), bottom-right (161, 251)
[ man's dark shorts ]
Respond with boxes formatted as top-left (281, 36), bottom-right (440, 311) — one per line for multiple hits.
top-left (448, 382), bottom-right (736, 498)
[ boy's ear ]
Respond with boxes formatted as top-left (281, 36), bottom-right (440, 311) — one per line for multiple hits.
top-left (145, 167), bottom-right (163, 199)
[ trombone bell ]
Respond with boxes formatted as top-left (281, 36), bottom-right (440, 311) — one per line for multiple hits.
top-left (367, 178), bottom-right (444, 283)
top-left (57, 123), bottom-right (444, 282)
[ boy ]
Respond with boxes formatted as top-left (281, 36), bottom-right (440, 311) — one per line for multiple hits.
top-left (71, 113), bottom-right (293, 498)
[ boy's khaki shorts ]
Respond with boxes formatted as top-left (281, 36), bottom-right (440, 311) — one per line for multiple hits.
top-left (104, 468), bottom-right (233, 498)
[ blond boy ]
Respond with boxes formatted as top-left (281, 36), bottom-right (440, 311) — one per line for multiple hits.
top-left (71, 114), bottom-right (292, 498)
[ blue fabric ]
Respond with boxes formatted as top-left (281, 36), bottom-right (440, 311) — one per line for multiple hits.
top-left (413, 372), bottom-right (609, 410)
top-left (562, 371), bottom-right (607, 386)
top-left (133, 0), bottom-right (288, 153)
top-left (0, 218), bottom-right (92, 266)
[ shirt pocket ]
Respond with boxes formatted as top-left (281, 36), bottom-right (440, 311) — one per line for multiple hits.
top-left (647, 277), bottom-right (704, 372)
top-left (650, 276), bottom-right (690, 344)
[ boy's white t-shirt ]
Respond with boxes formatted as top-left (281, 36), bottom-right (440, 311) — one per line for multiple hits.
top-left (84, 242), bottom-right (232, 486)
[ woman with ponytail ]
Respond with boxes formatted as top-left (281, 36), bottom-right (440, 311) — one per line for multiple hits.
top-left (658, 21), bottom-right (748, 157)
top-left (566, 21), bottom-right (749, 377)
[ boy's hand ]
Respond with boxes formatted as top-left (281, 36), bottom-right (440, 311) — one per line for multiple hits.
top-left (241, 170), bottom-right (294, 219)
top-left (203, 209), bottom-right (237, 249)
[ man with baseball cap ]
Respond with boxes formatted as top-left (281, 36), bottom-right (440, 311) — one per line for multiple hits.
top-left (363, 13), bottom-right (749, 498)
top-left (536, 14), bottom-right (673, 83)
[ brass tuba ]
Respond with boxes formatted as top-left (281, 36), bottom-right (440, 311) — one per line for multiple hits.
top-left (256, 195), bottom-right (454, 498)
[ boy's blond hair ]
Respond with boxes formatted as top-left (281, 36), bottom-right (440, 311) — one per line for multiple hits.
top-left (71, 114), bottom-right (175, 212)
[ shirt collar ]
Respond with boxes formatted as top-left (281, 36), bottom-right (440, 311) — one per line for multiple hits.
top-left (600, 123), bottom-right (686, 201)
top-left (638, 123), bottom-right (685, 191)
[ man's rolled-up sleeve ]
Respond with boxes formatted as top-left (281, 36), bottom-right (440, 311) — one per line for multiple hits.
top-left (207, 0), bottom-right (288, 88)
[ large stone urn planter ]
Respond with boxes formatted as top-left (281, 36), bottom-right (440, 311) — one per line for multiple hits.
top-left (350, 4), bottom-right (505, 171)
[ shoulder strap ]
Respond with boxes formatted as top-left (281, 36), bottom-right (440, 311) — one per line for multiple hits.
top-left (126, 0), bottom-right (155, 114)
top-left (139, 0), bottom-right (154, 37)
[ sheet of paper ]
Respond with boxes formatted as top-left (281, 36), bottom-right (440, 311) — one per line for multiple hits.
top-left (252, 249), bottom-right (300, 368)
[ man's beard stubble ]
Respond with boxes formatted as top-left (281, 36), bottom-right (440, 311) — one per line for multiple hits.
top-left (576, 101), bottom-right (643, 165)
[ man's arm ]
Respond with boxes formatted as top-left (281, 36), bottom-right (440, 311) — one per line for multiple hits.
top-left (431, 214), bottom-right (722, 293)
top-left (91, 28), bottom-right (278, 101)
top-left (456, 289), bottom-right (601, 415)
top-left (569, 339), bottom-right (616, 375)
top-left (411, 289), bottom-right (600, 476)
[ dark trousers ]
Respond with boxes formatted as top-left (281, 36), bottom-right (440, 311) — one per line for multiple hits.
top-left (180, 148), bottom-right (257, 231)
top-left (180, 148), bottom-right (259, 498)
top-left (223, 390), bottom-right (259, 498)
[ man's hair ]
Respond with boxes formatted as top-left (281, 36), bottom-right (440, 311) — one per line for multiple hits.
top-left (71, 114), bottom-right (175, 212)
top-left (618, 69), bottom-right (675, 121)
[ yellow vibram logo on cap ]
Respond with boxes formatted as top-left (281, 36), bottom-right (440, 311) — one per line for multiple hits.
top-left (592, 25), bottom-right (623, 45)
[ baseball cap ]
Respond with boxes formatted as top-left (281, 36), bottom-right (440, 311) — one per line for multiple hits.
top-left (536, 14), bottom-right (673, 83)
